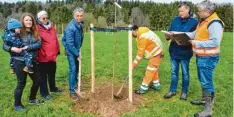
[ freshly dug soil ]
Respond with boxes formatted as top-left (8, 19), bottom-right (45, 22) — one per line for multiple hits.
top-left (73, 86), bottom-right (145, 117)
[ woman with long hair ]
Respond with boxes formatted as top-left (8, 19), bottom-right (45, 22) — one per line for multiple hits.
top-left (3, 13), bottom-right (44, 111)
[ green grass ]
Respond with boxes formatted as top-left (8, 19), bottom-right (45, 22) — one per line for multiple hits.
top-left (0, 30), bottom-right (233, 117)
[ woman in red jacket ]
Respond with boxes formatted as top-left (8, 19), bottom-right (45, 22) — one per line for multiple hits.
top-left (37, 11), bottom-right (62, 100)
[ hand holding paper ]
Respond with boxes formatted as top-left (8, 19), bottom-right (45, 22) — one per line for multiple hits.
top-left (161, 30), bottom-right (191, 45)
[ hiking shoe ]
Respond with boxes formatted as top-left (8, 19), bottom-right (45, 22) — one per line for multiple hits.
top-left (164, 92), bottom-right (176, 99)
top-left (180, 93), bottom-right (187, 100)
top-left (71, 93), bottom-right (79, 102)
top-left (150, 83), bottom-right (161, 91)
top-left (29, 99), bottom-right (44, 105)
top-left (14, 105), bottom-right (25, 111)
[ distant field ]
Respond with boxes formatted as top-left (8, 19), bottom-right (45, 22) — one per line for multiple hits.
top-left (0, 30), bottom-right (233, 117)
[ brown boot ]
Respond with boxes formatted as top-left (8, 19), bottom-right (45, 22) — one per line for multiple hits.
top-left (71, 93), bottom-right (79, 102)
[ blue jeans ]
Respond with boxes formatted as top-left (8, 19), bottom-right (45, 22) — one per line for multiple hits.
top-left (67, 55), bottom-right (79, 94)
top-left (169, 58), bottom-right (190, 93)
top-left (196, 54), bottom-right (219, 93)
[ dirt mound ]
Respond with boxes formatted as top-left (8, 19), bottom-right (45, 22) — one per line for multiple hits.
top-left (73, 86), bottom-right (145, 117)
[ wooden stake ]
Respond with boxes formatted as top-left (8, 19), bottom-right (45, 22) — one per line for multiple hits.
top-left (90, 24), bottom-right (95, 93)
top-left (78, 49), bottom-right (81, 93)
top-left (55, 24), bottom-right (57, 32)
top-left (62, 23), bottom-right (64, 37)
top-left (128, 25), bottom-right (133, 103)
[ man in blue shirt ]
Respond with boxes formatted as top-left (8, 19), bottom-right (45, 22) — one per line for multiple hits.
top-left (62, 8), bottom-right (84, 101)
top-left (164, 2), bottom-right (198, 100)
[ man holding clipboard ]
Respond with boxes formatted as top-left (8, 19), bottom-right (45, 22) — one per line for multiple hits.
top-left (163, 2), bottom-right (198, 100)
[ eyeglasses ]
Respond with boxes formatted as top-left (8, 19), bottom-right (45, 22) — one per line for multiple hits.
top-left (42, 17), bottom-right (48, 20)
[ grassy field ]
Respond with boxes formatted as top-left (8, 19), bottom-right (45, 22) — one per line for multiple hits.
top-left (0, 30), bottom-right (233, 117)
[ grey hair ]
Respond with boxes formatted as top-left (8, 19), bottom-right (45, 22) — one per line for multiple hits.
top-left (73, 7), bottom-right (84, 16)
top-left (197, 0), bottom-right (216, 13)
top-left (178, 1), bottom-right (190, 9)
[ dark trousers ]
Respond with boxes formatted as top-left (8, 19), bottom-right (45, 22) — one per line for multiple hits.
top-left (14, 59), bottom-right (39, 106)
top-left (38, 62), bottom-right (57, 96)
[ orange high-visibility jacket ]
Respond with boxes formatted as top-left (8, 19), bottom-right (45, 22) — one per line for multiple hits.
top-left (193, 12), bottom-right (224, 56)
top-left (133, 27), bottom-right (163, 68)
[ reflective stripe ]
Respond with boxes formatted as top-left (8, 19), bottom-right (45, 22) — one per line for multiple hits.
top-left (133, 60), bottom-right (138, 64)
top-left (142, 82), bottom-right (148, 86)
top-left (145, 46), bottom-right (162, 59)
top-left (193, 47), bottom-right (220, 55)
top-left (141, 85), bottom-right (148, 90)
top-left (140, 31), bottom-right (163, 49)
top-left (153, 80), bottom-right (159, 84)
top-left (136, 56), bottom-right (142, 60)
top-left (147, 46), bottom-right (159, 58)
top-left (141, 82), bottom-right (148, 90)
top-left (154, 83), bottom-right (160, 86)
top-left (153, 48), bottom-right (162, 56)
top-left (147, 66), bottom-right (157, 71)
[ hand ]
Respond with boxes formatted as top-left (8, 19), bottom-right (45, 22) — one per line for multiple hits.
top-left (189, 40), bottom-right (197, 45)
top-left (21, 46), bottom-right (28, 50)
top-left (132, 65), bottom-right (135, 71)
top-left (77, 56), bottom-right (81, 61)
top-left (11, 47), bottom-right (22, 53)
top-left (164, 34), bottom-right (171, 40)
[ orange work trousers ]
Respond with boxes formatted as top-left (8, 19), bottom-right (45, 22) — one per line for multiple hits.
top-left (143, 54), bottom-right (162, 85)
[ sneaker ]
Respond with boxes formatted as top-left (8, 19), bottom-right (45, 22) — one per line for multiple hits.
top-left (71, 93), bottom-right (79, 102)
top-left (10, 68), bottom-right (15, 74)
top-left (29, 99), bottom-right (44, 105)
top-left (180, 93), bottom-right (187, 100)
top-left (43, 95), bottom-right (52, 100)
top-left (14, 105), bottom-right (25, 111)
top-left (51, 88), bottom-right (63, 93)
top-left (164, 92), bottom-right (176, 99)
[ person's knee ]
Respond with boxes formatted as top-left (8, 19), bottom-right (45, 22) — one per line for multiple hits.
top-left (17, 81), bottom-right (26, 89)
top-left (69, 65), bottom-right (77, 73)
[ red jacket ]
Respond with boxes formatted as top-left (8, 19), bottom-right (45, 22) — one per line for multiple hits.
top-left (37, 24), bottom-right (60, 62)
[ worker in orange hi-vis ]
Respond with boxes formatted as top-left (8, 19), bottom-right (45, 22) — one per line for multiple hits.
top-left (132, 25), bottom-right (164, 94)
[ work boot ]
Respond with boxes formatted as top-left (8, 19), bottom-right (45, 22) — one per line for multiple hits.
top-left (191, 91), bottom-right (206, 105)
top-left (180, 92), bottom-right (187, 100)
top-left (164, 92), bottom-right (176, 99)
top-left (135, 84), bottom-right (148, 94)
top-left (150, 82), bottom-right (161, 91)
top-left (194, 92), bottom-right (214, 117)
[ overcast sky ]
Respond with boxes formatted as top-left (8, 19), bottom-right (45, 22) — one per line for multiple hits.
top-left (0, 0), bottom-right (233, 4)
